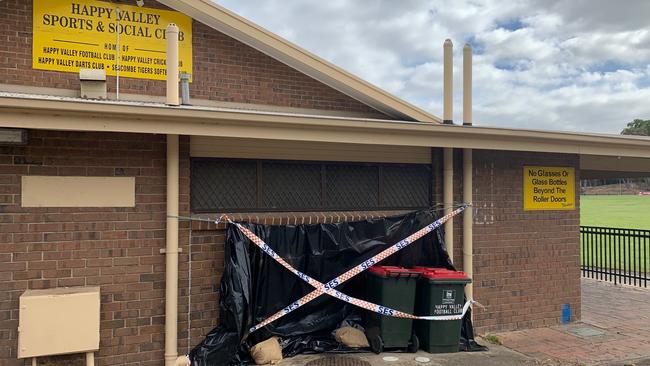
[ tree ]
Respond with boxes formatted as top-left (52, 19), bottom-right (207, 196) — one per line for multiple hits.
top-left (620, 120), bottom-right (650, 191)
top-left (621, 119), bottom-right (650, 136)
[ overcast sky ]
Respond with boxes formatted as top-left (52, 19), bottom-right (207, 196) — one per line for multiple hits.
top-left (216, 0), bottom-right (650, 134)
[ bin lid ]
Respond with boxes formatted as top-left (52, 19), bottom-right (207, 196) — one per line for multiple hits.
top-left (368, 266), bottom-right (420, 277)
top-left (409, 267), bottom-right (469, 280)
top-left (410, 266), bottom-right (437, 274)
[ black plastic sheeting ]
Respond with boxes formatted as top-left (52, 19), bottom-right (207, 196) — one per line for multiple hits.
top-left (190, 209), bottom-right (486, 366)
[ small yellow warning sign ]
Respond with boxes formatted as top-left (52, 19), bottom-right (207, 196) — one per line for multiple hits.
top-left (523, 166), bottom-right (575, 211)
top-left (32, 0), bottom-right (192, 81)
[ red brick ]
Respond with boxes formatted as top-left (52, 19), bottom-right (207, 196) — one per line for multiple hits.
top-left (57, 277), bottom-right (85, 287)
top-left (12, 252), bottom-right (42, 262)
top-left (57, 259), bottom-right (86, 269)
top-left (13, 270), bottom-right (42, 280)
top-left (0, 1), bottom-right (385, 117)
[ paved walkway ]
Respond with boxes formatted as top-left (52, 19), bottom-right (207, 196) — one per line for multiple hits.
top-left (281, 279), bottom-right (649, 366)
top-left (496, 278), bottom-right (650, 365)
top-left (282, 345), bottom-right (539, 366)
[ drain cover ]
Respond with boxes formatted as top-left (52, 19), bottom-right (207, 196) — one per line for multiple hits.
top-left (305, 356), bottom-right (371, 366)
top-left (567, 327), bottom-right (605, 337)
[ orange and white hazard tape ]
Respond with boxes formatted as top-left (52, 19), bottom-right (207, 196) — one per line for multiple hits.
top-left (222, 205), bottom-right (472, 333)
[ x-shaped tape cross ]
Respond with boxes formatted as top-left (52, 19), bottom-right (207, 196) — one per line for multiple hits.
top-left (224, 205), bottom-right (471, 333)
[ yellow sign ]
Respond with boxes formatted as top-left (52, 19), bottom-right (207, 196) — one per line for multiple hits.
top-left (33, 0), bottom-right (192, 80)
top-left (523, 166), bottom-right (575, 211)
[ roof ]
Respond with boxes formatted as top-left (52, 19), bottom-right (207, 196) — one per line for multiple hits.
top-left (156, 0), bottom-right (441, 123)
top-left (2, 92), bottom-right (649, 161)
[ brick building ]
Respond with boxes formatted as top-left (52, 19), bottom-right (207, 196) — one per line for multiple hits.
top-left (1, 0), bottom-right (649, 365)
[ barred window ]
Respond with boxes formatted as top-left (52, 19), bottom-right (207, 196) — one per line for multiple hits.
top-left (191, 158), bottom-right (432, 212)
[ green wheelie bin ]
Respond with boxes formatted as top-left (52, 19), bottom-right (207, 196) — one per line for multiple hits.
top-left (412, 268), bottom-right (471, 353)
top-left (363, 266), bottom-right (420, 354)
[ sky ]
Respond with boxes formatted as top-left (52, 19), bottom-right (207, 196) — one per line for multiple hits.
top-left (216, 0), bottom-right (650, 134)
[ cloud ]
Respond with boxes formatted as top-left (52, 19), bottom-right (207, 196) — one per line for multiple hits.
top-left (215, 0), bottom-right (650, 134)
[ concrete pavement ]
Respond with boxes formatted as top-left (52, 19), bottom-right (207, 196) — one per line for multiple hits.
top-left (279, 278), bottom-right (650, 365)
top-left (282, 342), bottom-right (538, 366)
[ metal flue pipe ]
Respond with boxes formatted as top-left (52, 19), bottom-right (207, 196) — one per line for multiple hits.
top-left (166, 24), bottom-right (180, 106)
top-left (463, 44), bottom-right (472, 127)
top-left (462, 43), bottom-right (474, 301)
top-left (443, 39), bottom-right (453, 125)
top-left (443, 39), bottom-right (455, 261)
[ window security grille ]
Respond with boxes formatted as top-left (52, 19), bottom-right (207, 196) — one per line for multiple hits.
top-left (191, 158), bottom-right (432, 212)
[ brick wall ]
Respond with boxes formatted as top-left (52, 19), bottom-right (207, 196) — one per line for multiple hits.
top-left (0, 130), bottom-right (191, 366)
top-left (0, 132), bottom-right (582, 365)
top-left (0, 0), bottom-right (385, 116)
top-left (471, 150), bottom-right (581, 333)
top-left (0, 129), bottom-right (414, 365)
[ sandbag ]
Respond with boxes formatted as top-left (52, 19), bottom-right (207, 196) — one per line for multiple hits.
top-left (250, 337), bottom-right (283, 365)
top-left (175, 356), bottom-right (191, 366)
top-left (334, 327), bottom-right (369, 348)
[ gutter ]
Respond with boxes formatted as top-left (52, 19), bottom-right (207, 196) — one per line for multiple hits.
top-left (0, 95), bottom-right (649, 158)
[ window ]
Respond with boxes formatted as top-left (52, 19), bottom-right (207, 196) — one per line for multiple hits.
top-left (191, 158), bottom-right (432, 212)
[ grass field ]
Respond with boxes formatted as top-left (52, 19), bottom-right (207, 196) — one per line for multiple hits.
top-left (580, 195), bottom-right (650, 273)
top-left (580, 195), bottom-right (650, 229)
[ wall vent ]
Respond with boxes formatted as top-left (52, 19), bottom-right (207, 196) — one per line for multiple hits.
top-left (79, 68), bottom-right (107, 99)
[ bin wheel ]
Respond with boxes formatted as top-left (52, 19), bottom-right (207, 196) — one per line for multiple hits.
top-left (369, 334), bottom-right (384, 354)
top-left (407, 333), bottom-right (419, 353)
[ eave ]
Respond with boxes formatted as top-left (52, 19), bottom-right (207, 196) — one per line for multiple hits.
top-left (1, 94), bottom-right (649, 159)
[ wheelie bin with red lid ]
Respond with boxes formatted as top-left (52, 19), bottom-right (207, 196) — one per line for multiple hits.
top-left (411, 268), bottom-right (471, 353)
top-left (363, 266), bottom-right (420, 353)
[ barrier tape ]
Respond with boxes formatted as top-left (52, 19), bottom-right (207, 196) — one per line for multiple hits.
top-left (225, 205), bottom-right (471, 333)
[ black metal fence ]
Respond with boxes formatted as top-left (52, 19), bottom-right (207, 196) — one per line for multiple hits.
top-left (581, 226), bottom-right (649, 287)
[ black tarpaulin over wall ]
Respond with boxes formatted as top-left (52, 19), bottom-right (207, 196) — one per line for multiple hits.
top-left (190, 210), bottom-right (483, 366)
